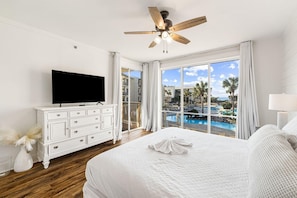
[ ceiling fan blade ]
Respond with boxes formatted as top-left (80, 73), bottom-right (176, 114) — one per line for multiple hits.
top-left (170, 33), bottom-right (190, 44)
top-left (148, 7), bottom-right (165, 30)
top-left (148, 41), bottom-right (157, 48)
top-left (124, 31), bottom-right (157, 34)
top-left (169, 16), bottom-right (207, 32)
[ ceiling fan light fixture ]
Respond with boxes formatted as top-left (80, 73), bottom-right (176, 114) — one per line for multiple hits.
top-left (161, 31), bottom-right (169, 40)
top-left (154, 36), bottom-right (162, 44)
top-left (166, 35), bottom-right (173, 43)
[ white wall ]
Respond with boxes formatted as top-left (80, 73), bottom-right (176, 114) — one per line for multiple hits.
top-left (283, 11), bottom-right (297, 94)
top-left (253, 36), bottom-right (283, 126)
top-left (282, 10), bottom-right (297, 120)
top-left (0, 17), bottom-right (112, 170)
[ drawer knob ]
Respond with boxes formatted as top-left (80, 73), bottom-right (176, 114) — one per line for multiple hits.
top-left (57, 114), bottom-right (60, 117)
top-left (91, 136), bottom-right (94, 139)
top-left (74, 121), bottom-right (78, 123)
top-left (80, 139), bottom-right (84, 142)
top-left (93, 110), bottom-right (96, 113)
top-left (74, 130), bottom-right (78, 133)
top-left (95, 118), bottom-right (99, 120)
top-left (95, 126), bottom-right (98, 129)
top-left (53, 146), bottom-right (59, 149)
top-left (77, 112), bottom-right (80, 115)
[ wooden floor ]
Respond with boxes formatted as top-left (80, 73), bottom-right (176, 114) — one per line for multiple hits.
top-left (0, 130), bottom-right (151, 198)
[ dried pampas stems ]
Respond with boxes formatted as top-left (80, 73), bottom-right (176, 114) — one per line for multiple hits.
top-left (15, 126), bottom-right (42, 152)
top-left (26, 126), bottom-right (42, 141)
top-left (0, 128), bottom-right (20, 145)
top-left (0, 126), bottom-right (42, 152)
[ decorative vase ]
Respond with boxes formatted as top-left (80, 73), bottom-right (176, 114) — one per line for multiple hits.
top-left (14, 146), bottom-right (33, 172)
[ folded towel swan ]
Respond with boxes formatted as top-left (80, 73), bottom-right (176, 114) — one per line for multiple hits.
top-left (148, 137), bottom-right (193, 154)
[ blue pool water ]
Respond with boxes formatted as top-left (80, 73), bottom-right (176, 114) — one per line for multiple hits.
top-left (166, 115), bottom-right (236, 131)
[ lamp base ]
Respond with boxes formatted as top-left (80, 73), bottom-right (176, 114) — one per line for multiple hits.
top-left (277, 112), bottom-right (288, 129)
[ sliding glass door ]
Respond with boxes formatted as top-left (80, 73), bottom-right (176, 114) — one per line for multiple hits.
top-left (122, 68), bottom-right (142, 132)
top-left (183, 65), bottom-right (209, 133)
top-left (161, 60), bottom-right (239, 138)
top-left (161, 68), bottom-right (181, 128)
top-left (209, 61), bottom-right (239, 137)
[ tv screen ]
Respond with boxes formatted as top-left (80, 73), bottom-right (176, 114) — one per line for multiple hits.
top-left (52, 70), bottom-right (105, 104)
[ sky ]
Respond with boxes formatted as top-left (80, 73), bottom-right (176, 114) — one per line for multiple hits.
top-left (162, 59), bottom-right (239, 98)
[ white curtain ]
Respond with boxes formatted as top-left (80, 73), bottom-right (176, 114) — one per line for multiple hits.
top-left (142, 63), bottom-right (149, 129)
top-left (237, 41), bottom-right (259, 139)
top-left (112, 52), bottom-right (122, 141)
top-left (143, 61), bottom-right (160, 132)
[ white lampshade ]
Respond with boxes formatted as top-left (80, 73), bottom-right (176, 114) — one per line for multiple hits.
top-left (269, 94), bottom-right (297, 111)
top-left (269, 93), bottom-right (297, 129)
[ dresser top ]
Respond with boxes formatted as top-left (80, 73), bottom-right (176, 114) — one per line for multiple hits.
top-left (35, 104), bottom-right (116, 111)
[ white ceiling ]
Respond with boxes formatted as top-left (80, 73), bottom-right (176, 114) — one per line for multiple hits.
top-left (1, 0), bottom-right (297, 62)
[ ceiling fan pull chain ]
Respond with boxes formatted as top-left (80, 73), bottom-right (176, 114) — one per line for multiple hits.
top-left (162, 41), bottom-right (169, 53)
top-left (166, 42), bottom-right (168, 53)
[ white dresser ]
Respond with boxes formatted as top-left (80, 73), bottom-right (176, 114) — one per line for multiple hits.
top-left (36, 104), bottom-right (116, 169)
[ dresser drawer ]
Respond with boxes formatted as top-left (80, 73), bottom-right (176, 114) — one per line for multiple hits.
top-left (87, 109), bottom-right (100, 115)
top-left (87, 133), bottom-right (101, 144)
top-left (49, 137), bottom-right (86, 155)
top-left (87, 130), bottom-right (113, 144)
top-left (101, 108), bottom-right (113, 114)
top-left (99, 131), bottom-right (113, 140)
top-left (48, 112), bottom-right (67, 120)
top-left (69, 110), bottom-right (86, 117)
top-left (70, 116), bottom-right (100, 127)
top-left (70, 124), bottom-right (100, 138)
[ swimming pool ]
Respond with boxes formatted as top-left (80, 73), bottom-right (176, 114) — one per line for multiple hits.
top-left (166, 115), bottom-right (236, 131)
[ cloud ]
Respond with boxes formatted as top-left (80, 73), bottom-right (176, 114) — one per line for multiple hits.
top-left (173, 79), bottom-right (177, 83)
top-left (183, 81), bottom-right (196, 87)
top-left (229, 64), bottom-right (236, 69)
top-left (220, 74), bottom-right (225, 79)
top-left (163, 78), bottom-right (168, 82)
top-left (183, 65), bottom-right (208, 76)
top-left (197, 76), bottom-right (208, 82)
top-left (185, 72), bottom-right (197, 76)
top-left (210, 66), bottom-right (214, 73)
top-left (229, 74), bottom-right (235, 78)
top-left (183, 76), bottom-right (217, 88)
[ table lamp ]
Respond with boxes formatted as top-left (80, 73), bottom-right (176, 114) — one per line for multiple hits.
top-left (268, 94), bottom-right (297, 129)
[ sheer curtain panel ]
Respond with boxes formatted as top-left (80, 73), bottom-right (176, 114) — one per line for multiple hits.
top-left (237, 41), bottom-right (259, 139)
top-left (112, 52), bottom-right (122, 141)
top-left (143, 61), bottom-right (160, 132)
top-left (142, 63), bottom-right (149, 129)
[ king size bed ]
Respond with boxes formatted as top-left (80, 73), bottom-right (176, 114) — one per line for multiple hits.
top-left (83, 125), bottom-right (297, 198)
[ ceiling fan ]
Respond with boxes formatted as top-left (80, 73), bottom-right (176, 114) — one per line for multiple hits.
top-left (124, 7), bottom-right (207, 50)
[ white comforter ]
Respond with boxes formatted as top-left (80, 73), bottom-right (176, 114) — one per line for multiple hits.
top-left (83, 127), bottom-right (249, 198)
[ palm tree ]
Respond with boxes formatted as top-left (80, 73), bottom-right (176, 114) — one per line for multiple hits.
top-left (193, 81), bottom-right (208, 113)
top-left (184, 89), bottom-right (191, 105)
top-left (222, 77), bottom-right (238, 116)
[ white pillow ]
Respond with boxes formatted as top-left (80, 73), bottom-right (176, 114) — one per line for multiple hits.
top-left (248, 133), bottom-right (297, 198)
top-left (282, 116), bottom-right (297, 135)
top-left (285, 134), bottom-right (297, 152)
top-left (247, 124), bottom-right (280, 149)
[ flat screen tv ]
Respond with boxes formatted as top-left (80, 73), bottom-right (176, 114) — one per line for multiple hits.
top-left (52, 70), bottom-right (105, 104)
